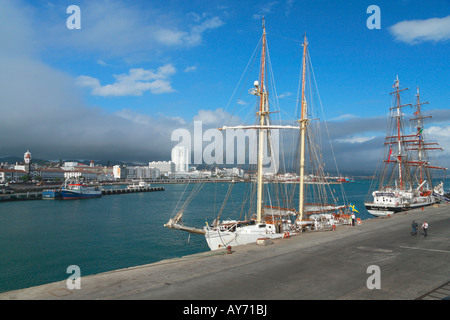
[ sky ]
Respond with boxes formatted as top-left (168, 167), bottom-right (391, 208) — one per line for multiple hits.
top-left (0, 0), bottom-right (449, 174)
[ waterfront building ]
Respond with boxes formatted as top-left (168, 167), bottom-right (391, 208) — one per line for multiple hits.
top-left (171, 146), bottom-right (189, 172)
top-left (126, 166), bottom-right (160, 180)
top-left (148, 161), bottom-right (175, 175)
top-left (113, 165), bottom-right (126, 180)
top-left (168, 170), bottom-right (212, 180)
top-left (215, 167), bottom-right (245, 178)
top-left (34, 168), bottom-right (65, 181)
top-left (0, 169), bottom-right (28, 182)
top-left (64, 169), bottom-right (98, 181)
top-left (63, 162), bottom-right (79, 168)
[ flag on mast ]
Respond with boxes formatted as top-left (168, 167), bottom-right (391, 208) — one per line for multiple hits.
top-left (350, 204), bottom-right (359, 213)
top-left (392, 75), bottom-right (399, 88)
top-left (388, 146), bottom-right (392, 162)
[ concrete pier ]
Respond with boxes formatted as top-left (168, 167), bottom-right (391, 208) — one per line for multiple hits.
top-left (0, 192), bottom-right (42, 202)
top-left (0, 203), bottom-right (449, 300)
top-left (101, 186), bottom-right (164, 195)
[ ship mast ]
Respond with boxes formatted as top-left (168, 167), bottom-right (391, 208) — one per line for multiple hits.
top-left (255, 18), bottom-right (268, 224)
top-left (385, 78), bottom-right (445, 191)
top-left (298, 34), bottom-right (308, 221)
top-left (219, 19), bottom-right (300, 222)
top-left (389, 76), bottom-right (411, 190)
top-left (413, 87), bottom-right (428, 188)
top-left (395, 77), bottom-right (403, 189)
top-left (405, 86), bottom-right (445, 189)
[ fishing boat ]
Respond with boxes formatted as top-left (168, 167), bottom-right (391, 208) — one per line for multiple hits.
top-left (165, 20), bottom-right (349, 250)
top-left (61, 178), bottom-right (102, 200)
top-left (364, 78), bottom-right (447, 216)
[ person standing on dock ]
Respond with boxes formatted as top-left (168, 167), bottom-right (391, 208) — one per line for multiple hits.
top-left (421, 221), bottom-right (428, 238)
top-left (349, 204), bottom-right (358, 227)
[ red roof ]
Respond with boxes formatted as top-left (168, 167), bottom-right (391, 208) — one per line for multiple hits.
top-left (0, 169), bottom-right (27, 173)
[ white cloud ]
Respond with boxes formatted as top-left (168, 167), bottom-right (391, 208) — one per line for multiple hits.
top-left (252, 2), bottom-right (278, 20)
top-left (194, 109), bottom-right (228, 126)
top-left (41, 1), bottom-right (225, 57)
top-left (76, 64), bottom-right (176, 96)
top-left (389, 15), bottom-right (450, 44)
top-left (329, 114), bottom-right (358, 121)
top-left (335, 136), bottom-right (376, 144)
top-left (277, 92), bottom-right (293, 99)
top-left (96, 59), bottom-right (108, 66)
top-left (285, 0), bottom-right (294, 16)
top-left (184, 66), bottom-right (197, 72)
top-left (116, 109), bottom-right (186, 127)
top-left (0, 0), bottom-right (218, 163)
top-left (193, 108), bottom-right (241, 127)
top-left (425, 125), bottom-right (450, 156)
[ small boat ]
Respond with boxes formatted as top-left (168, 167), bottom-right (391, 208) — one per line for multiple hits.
top-left (61, 179), bottom-right (102, 200)
top-left (127, 179), bottom-right (151, 190)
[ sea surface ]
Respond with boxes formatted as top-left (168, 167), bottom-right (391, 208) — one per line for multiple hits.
top-left (0, 180), bottom-right (374, 293)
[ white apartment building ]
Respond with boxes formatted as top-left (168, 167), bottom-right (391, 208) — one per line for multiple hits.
top-left (64, 169), bottom-right (98, 180)
top-left (171, 146), bottom-right (189, 172)
top-left (126, 166), bottom-right (160, 180)
top-left (148, 161), bottom-right (175, 175)
top-left (113, 165), bottom-right (126, 180)
top-left (34, 168), bottom-right (65, 181)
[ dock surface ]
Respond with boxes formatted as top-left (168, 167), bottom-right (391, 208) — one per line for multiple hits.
top-left (1, 204), bottom-right (449, 300)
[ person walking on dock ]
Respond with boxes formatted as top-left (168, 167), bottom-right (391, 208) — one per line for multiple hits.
top-left (411, 220), bottom-right (418, 236)
top-left (421, 221), bottom-right (428, 238)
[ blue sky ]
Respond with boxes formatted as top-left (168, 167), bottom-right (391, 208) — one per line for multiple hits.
top-left (0, 0), bottom-right (449, 173)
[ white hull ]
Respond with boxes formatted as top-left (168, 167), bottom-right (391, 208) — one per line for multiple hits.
top-left (365, 194), bottom-right (436, 217)
top-left (204, 222), bottom-right (287, 251)
top-left (127, 180), bottom-right (151, 190)
top-left (205, 229), bottom-right (283, 251)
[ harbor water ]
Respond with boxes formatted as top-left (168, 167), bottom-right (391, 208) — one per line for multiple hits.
top-left (0, 180), bottom-right (373, 293)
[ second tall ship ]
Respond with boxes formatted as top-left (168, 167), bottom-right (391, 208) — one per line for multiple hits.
top-left (364, 77), bottom-right (447, 217)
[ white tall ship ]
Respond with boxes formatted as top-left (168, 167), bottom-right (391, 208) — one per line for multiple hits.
top-left (165, 20), bottom-right (349, 250)
top-left (364, 78), bottom-right (447, 217)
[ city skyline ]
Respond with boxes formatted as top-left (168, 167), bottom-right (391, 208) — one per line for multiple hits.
top-left (1, 0), bottom-right (449, 174)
